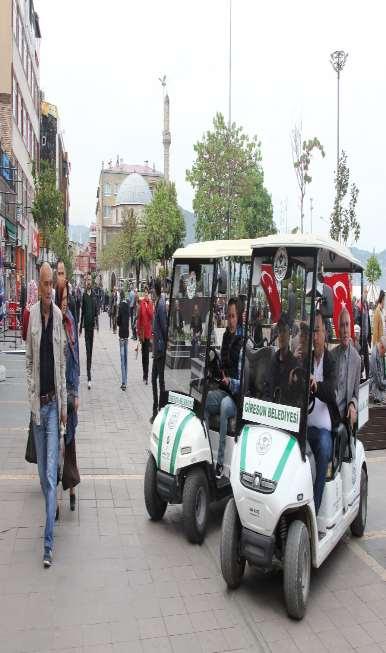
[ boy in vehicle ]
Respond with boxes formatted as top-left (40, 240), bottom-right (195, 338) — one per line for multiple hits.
top-left (204, 297), bottom-right (242, 479)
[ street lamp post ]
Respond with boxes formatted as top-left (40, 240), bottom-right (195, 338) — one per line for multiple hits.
top-left (227, 0), bottom-right (232, 240)
top-left (330, 50), bottom-right (348, 172)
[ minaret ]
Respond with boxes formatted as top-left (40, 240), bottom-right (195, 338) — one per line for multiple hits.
top-left (162, 86), bottom-right (171, 182)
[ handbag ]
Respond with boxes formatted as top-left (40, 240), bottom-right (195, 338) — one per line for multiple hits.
top-left (25, 413), bottom-right (37, 464)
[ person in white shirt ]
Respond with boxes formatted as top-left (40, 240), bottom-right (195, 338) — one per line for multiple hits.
top-left (307, 311), bottom-right (340, 513)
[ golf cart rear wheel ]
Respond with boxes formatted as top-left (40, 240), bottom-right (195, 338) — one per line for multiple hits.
top-left (350, 466), bottom-right (368, 537)
top-left (144, 455), bottom-right (167, 521)
top-left (283, 520), bottom-right (311, 620)
top-left (182, 468), bottom-right (209, 544)
top-left (220, 498), bottom-right (245, 589)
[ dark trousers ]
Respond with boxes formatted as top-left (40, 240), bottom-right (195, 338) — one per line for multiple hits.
top-left (152, 354), bottom-right (165, 415)
top-left (85, 328), bottom-right (94, 381)
top-left (142, 339), bottom-right (150, 381)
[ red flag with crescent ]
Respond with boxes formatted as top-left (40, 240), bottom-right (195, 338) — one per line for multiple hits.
top-left (323, 273), bottom-right (354, 339)
top-left (261, 264), bottom-right (281, 323)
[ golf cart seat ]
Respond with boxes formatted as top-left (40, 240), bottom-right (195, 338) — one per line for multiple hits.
top-left (208, 414), bottom-right (237, 437)
top-left (244, 345), bottom-right (275, 398)
top-left (305, 441), bottom-right (316, 485)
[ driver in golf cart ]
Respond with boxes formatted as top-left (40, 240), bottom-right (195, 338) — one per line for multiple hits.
top-left (204, 297), bottom-right (243, 480)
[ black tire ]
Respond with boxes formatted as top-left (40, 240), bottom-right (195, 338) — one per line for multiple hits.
top-left (350, 466), bottom-right (368, 537)
top-left (182, 467), bottom-right (209, 544)
top-left (283, 520), bottom-right (311, 620)
top-left (144, 455), bottom-right (167, 521)
top-left (220, 498), bottom-right (245, 589)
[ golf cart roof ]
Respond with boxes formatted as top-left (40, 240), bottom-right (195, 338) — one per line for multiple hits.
top-left (173, 239), bottom-right (255, 260)
top-left (251, 233), bottom-right (363, 272)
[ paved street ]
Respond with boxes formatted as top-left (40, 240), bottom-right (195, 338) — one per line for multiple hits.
top-left (1, 314), bottom-right (386, 653)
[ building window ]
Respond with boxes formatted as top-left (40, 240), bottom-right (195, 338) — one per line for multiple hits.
top-left (104, 205), bottom-right (112, 218)
top-left (104, 183), bottom-right (111, 196)
top-left (114, 184), bottom-right (119, 195)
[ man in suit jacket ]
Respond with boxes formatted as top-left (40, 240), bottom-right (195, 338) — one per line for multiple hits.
top-left (332, 307), bottom-right (361, 430)
top-left (307, 311), bottom-right (340, 514)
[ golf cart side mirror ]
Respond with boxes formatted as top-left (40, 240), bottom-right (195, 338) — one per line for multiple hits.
top-left (218, 269), bottom-right (227, 294)
top-left (320, 284), bottom-right (333, 318)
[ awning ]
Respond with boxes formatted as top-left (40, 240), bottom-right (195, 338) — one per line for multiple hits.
top-left (5, 219), bottom-right (16, 242)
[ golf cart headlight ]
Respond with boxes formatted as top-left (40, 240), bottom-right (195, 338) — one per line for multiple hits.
top-left (180, 446), bottom-right (192, 455)
top-left (152, 432), bottom-right (159, 444)
top-left (240, 471), bottom-right (277, 494)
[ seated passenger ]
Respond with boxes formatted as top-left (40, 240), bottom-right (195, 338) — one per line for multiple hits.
top-left (369, 336), bottom-right (386, 403)
top-left (204, 298), bottom-right (242, 479)
top-left (263, 314), bottom-right (298, 405)
top-left (307, 311), bottom-right (340, 514)
top-left (332, 307), bottom-right (361, 429)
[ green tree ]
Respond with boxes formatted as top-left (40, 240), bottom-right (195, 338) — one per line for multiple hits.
top-left (329, 150), bottom-right (360, 244)
top-left (99, 233), bottom-right (122, 270)
top-left (51, 223), bottom-right (73, 280)
top-left (186, 113), bottom-right (274, 240)
top-left (291, 123), bottom-right (325, 233)
top-left (365, 254), bottom-right (382, 285)
top-left (32, 160), bottom-right (63, 256)
top-left (143, 180), bottom-right (185, 271)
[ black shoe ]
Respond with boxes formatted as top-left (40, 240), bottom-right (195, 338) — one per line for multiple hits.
top-left (122, 384), bottom-right (126, 391)
top-left (149, 414), bottom-right (156, 424)
top-left (43, 548), bottom-right (52, 568)
top-left (70, 494), bottom-right (76, 511)
top-left (215, 463), bottom-right (223, 480)
top-left (145, 379), bottom-right (148, 385)
top-left (55, 505), bottom-right (59, 521)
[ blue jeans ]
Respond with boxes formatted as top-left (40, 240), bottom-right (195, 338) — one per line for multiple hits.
top-left (204, 389), bottom-right (236, 466)
top-left (307, 426), bottom-right (333, 514)
top-left (119, 338), bottom-right (128, 385)
top-left (33, 400), bottom-right (59, 550)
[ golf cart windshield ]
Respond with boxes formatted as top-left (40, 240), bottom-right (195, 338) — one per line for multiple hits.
top-left (242, 251), bottom-right (314, 437)
top-left (164, 261), bottom-right (215, 407)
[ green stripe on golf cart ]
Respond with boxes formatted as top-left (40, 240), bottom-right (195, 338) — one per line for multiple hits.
top-left (157, 406), bottom-right (170, 468)
top-left (169, 411), bottom-right (195, 475)
top-left (240, 426), bottom-right (250, 472)
top-left (272, 435), bottom-right (296, 481)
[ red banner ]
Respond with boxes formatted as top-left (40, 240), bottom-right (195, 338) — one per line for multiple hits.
top-left (261, 264), bottom-right (281, 323)
top-left (323, 273), bottom-right (354, 339)
top-left (32, 229), bottom-right (39, 257)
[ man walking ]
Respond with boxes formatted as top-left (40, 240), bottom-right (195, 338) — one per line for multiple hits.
top-left (128, 283), bottom-right (136, 338)
top-left (117, 289), bottom-right (129, 390)
top-left (26, 263), bottom-right (67, 568)
top-left (56, 258), bottom-right (77, 324)
top-left (150, 279), bottom-right (167, 423)
top-left (79, 273), bottom-right (98, 389)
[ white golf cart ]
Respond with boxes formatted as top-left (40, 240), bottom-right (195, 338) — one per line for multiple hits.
top-left (220, 234), bottom-right (369, 619)
top-left (144, 239), bottom-right (253, 543)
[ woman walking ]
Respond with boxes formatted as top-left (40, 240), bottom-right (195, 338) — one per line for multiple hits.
top-left (117, 290), bottom-right (129, 390)
top-left (137, 286), bottom-right (154, 384)
top-left (57, 281), bottom-right (81, 510)
top-left (372, 290), bottom-right (385, 346)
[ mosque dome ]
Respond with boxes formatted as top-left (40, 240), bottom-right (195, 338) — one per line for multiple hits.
top-left (116, 172), bottom-right (152, 206)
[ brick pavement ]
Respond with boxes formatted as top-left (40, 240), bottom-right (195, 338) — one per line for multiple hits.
top-left (0, 313), bottom-right (386, 653)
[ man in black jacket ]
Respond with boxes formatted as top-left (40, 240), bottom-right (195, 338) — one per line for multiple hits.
top-left (56, 259), bottom-right (77, 325)
top-left (307, 310), bottom-right (339, 514)
top-left (117, 290), bottom-right (129, 390)
top-left (79, 273), bottom-right (99, 389)
top-left (204, 298), bottom-right (242, 479)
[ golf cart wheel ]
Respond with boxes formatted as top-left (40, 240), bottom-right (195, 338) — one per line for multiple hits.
top-left (182, 467), bottom-right (209, 544)
top-left (283, 520), bottom-right (311, 620)
top-left (144, 455), bottom-right (167, 521)
top-left (350, 466), bottom-right (368, 537)
top-left (220, 498), bottom-right (245, 589)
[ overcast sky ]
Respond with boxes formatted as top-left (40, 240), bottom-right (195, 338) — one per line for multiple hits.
top-left (37, 0), bottom-right (385, 251)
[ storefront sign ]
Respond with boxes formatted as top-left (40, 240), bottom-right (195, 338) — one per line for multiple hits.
top-left (243, 396), bottom-right (300, 433)
top-left (358, 380), bottom-right (369, 430)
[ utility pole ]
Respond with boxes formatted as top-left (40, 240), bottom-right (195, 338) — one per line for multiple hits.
top-left (310, 197), bottom-right (314, 233)
top-left (330, 50), bottom-right (348, 173)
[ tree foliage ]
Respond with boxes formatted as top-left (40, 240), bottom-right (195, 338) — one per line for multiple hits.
top-left (329, 150), bottom-right (360, 244)
top-left (186, 113), bottom-right (275, 241)
top-left (142, 180), bottom-right (185, 270)
top-left (32, 160), bottom-right (63, 254)
top-left (365, 254), bottom-right (382, 285)
top-left (291, 123), bottom-right (325, 233)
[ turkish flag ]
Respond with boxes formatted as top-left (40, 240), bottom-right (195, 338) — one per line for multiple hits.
top-left (261, 264), bottom-right (281, 323)
top-left (323, 273), bottom-right (354, 339)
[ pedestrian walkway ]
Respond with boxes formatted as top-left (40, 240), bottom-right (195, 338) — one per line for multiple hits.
top-left (0, 313), bottom-right (386, 653)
